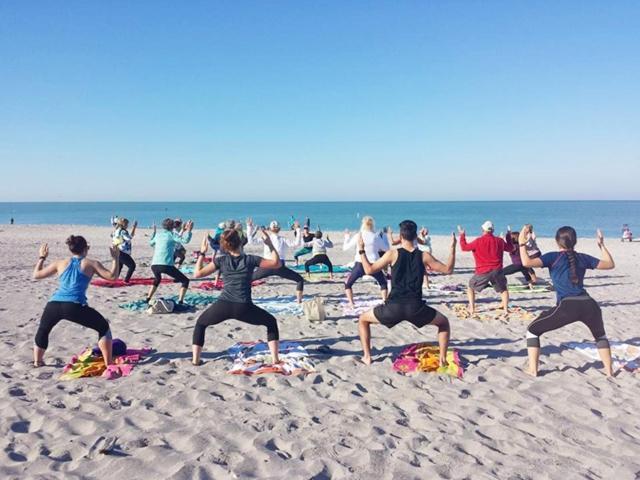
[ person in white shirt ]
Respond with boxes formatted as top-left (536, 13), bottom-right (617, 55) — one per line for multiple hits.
top-left (303, 231), bottom-right (334, 279)
top-left (343, 216), bottom-right (389, 307)
top-left (247, 219), bottom-right (305, 303)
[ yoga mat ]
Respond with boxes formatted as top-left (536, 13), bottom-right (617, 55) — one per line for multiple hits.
top-left (508, 284), bottom-right (552, 294)
top-left (446, 303), bottom-right (537, 322)
top-left (341, 297), bottom-right (384, 316)
top-left (119, 293), bottom-right (219, 312)
top-left (196, 279), bottom-right (266, 291)
top-left (291, 264), bottom-right (351, 273)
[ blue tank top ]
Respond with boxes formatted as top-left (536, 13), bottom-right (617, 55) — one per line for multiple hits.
top-left (50, 257), bottom-right (91, 305)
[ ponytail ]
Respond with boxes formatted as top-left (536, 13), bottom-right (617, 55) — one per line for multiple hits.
top-left (555, 226), bottom-right (579, 285)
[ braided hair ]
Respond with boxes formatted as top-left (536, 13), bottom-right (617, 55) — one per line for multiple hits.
top-left (555, 226), bottom-right (579, 284)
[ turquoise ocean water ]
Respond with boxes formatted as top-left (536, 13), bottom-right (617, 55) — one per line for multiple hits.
top-left (0, 201), bottom-right (638, 237)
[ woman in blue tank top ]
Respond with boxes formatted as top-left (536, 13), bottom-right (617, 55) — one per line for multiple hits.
top-left (32, 235), bottom-right (120, 368)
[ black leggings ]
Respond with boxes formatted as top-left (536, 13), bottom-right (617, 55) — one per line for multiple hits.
top-left (117, 251), bottom-right (136, 282)
top-left (174, 247), bottom-right (186, 266)
top-left (345, 261), bottom-right (388, 291)
top-left (192, 300), bottom-right (279, 346)
top-left (151, 265), bottom-right (190, 288)
top-left (304, 254), bottom-right (333, 273)
top-left (502, 263), bottom-right (533, 283)
top-left (36, 301), bottom-right (111, 350)
top-left (252, 263), bottom-right (304, 291)
top-left (526, 295), bottom-right (609, 348)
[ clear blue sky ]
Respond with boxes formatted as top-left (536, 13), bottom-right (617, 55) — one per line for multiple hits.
top-left (1, 1), bottom-right (639, 201)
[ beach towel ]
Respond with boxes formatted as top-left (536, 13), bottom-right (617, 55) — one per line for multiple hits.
top-left (446, 303), bottom-right (537, 322)
top-left (60, 346), bottom-right (151, 380)
top-left (180, 265), bottom-right (195, 275)
top-left (196, 279), bottom-right (265, 291)
top-left (393, 343), bottom-right (464, 378)
top-left (119, 293), bottom-right (218, 312)
top-left (425, 283), bottom-right (466, 294)
top-left (253, 296), bottom-right (304, 316)
top-left (507, 284), bottom-right (552, 294)
top-left (91, 277), bottom-right (173, 288)
top-left (227, 341), bottom-right (315, 375)
top-left (564, 341), bottom-right (640, 372)
top-left (291, 264), bottom-right (351, 274)
top-left (341, 297), bottom-right (384, 316)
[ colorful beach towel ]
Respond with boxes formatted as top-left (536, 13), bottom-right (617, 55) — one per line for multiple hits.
top-left (292, 264), bottom-right (351, 274)
top-left (227, 341), bottom-right (315, 375)
top-left (91, 277), bottom-right (173, 288)
top-left (393, 343), bottom-right (464, 378)
top-left (60, 346), bottom-right (151, 380)
top-left (507, 284), bottom-right (552, 294)
top-left (564, 341), bottom-right (640, 372)
top-left (254, 296), bottom-right (304, 316)
top-left (119, 293), bottom-right (218, 312)
top-left (446, 303), bottom-right (537, 322)
top-left (196, 279), bottom-right (265, 291)
top-left (341, 297), bottom-right (384, 316)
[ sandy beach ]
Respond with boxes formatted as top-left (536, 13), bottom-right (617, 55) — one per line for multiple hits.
top-left (0, 224), bottom-right (638, 479)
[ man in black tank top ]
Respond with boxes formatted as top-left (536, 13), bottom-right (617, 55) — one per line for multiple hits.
top-left (356, 220), bottom-right (457, 366)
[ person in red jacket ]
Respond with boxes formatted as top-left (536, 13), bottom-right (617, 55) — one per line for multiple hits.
top-left (458, 221), bottom-right (515, 314)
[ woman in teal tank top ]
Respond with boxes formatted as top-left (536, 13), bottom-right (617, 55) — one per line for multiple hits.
top-left (32, 235), bottom-right (120, 368)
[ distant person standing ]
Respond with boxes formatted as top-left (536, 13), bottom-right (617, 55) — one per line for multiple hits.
top-left (111, 218), bottom-right (138, 283)
top-left (459, 221), bottom-right (515, 314)
top-left (622, 224), bottom-right (633, 242)
top-left (10, 217), bottom-right (14, 225)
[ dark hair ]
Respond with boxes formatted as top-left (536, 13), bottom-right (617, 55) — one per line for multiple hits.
top-left (399, 220), bottom-right (418, 242)
top-left (66, 235), bottom-right (88, 255)
top-left (220, 229), bottom-right (241, 252)
top-left (555, 226), bottom-right (579, 284)
top-left (162, 218), bottom-right (174, 230)
top-left (315, 230), bottom-right (323, 239)
top-left (510, 231), bottom-right (519, 243)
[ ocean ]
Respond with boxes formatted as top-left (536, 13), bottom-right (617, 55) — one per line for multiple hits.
top-left (0, 201), bottom-right (638, 237)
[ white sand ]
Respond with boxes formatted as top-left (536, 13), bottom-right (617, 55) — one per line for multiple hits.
top-left (0, 225), bottom-right (639, 479)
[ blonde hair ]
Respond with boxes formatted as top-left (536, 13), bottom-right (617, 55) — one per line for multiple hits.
top-left (360, 216), bottom-right (375, 232)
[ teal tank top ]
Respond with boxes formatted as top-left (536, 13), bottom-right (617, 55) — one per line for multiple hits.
top-left (50, 257), bottom-right (91, 305)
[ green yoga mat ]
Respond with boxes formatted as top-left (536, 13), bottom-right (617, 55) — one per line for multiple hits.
top-left (507, 284), bottom-right (551, 293)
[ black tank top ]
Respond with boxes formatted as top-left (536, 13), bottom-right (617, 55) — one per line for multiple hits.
top-left (388, 248), bottom-right (425, 304)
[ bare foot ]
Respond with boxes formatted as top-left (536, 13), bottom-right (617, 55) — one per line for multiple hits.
top-left (348, 302), bottom-right (355, 309)
top-left (360, 356), bottom-right (372, 366)
top-left (192, 359), bottom-right (203, 366)
top-left (439, 357), bottom-right (448, 368)
top-left (33, 361), bottom-right (45, 368)
top-left (526, 367), bottom-right (538, 377)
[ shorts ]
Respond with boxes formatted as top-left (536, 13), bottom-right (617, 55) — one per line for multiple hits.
top-left (373, 301), bottom-right (438, 329)
top-left (469, 269), bottom-right (507, 293)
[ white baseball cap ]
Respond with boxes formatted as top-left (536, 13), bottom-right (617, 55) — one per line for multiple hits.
top-left (481, 220), bottom-right (494, 232)
top-left (269, 220), bottom-right (280, 230)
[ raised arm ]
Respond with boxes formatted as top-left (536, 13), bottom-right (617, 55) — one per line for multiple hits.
top-left (387, 228), bottom-right (401, 246)
top-left (90, 246), bottom-right (121, 280)
top-left (342, 230), bottom-right (358, 251)
top-left (519, 226), bottom-right (544, 268)
top-left (424, 233), bottom-right (457, 274)
top-left (259, 229), bottom-right (281, 269)
top-left (149, 224), bottom-right (157, 246)
top-left (246, 219), bottom-right (263, 245)
top-left (595, 229), bottom-right (615, 270)
top-left (130, 221), bottom-right (138, 238)
top-left (284, 223), bottom-right (302, 248)
top-left (194, 235), bottom-right (217, 278)
top-left (457, 226), bottom-right (475, 251)
top-left (175, 220), bottom-right (194, 244)
top-left (32, 244), bottom-right (60, 279)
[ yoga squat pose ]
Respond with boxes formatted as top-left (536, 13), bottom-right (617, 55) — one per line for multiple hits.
top-left (502, 230), bottom-right (536, 288)
top-left (303, 230), bottom-right (334, 279)
top-left (519, 226), bottom-right (614, 377)
top-left (247, 219), bottom-right (305, 303)
top-left (293, 219), bottom-right (315, 266)
top-left (111, 217), bottom-right (138, 282)
top-left (146, 218), bottom-right (193, 304)
top-left (459, 221), bottom-right (515, 314)
top-left (32, 236), bottom-right (120, 367)
top-left (356, 220), bottom-right (456, 365)
top-left (343, 216), bottom-right (389, 308)
top-left (172, 218), bottom-right (188, 268)
top-left (191, 228), bottom-right (282, 366)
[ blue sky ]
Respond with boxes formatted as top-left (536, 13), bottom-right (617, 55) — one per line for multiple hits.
top-left (1, 1), bottom-right (639, 201)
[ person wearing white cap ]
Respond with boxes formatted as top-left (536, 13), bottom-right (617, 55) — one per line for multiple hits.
top-left (458, 220), bottom-right (515, 314)
top-left (246, 218), bottom-right (305, 303)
